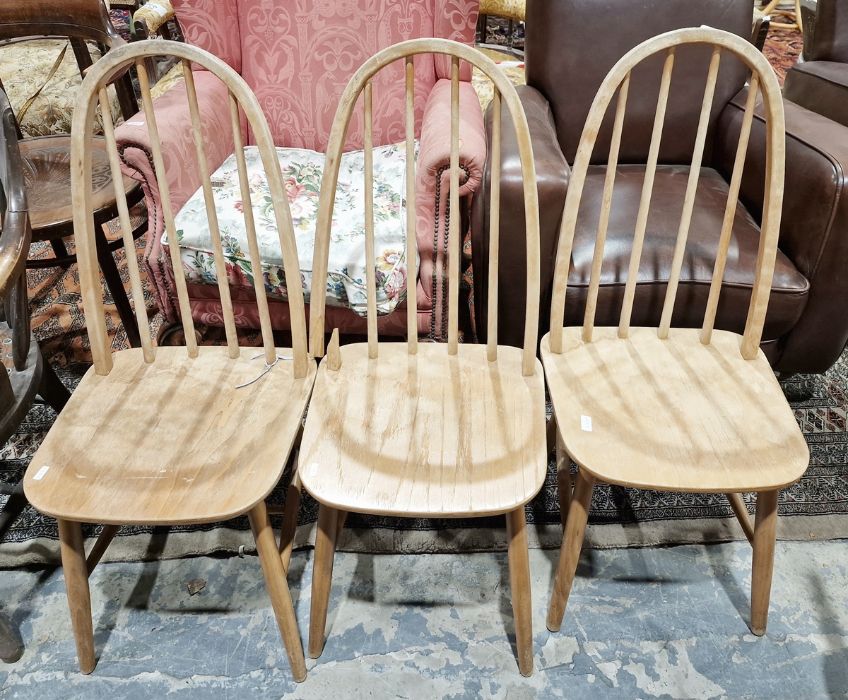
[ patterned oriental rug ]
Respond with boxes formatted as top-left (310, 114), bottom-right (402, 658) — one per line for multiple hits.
top-left (2, 23), bottom-right (845, 565)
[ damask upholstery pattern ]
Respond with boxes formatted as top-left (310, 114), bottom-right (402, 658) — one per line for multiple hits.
top-left (118, 0), bottom-right (484, 338)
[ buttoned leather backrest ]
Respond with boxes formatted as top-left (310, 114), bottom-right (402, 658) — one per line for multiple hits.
top-left (525, 0), bottom-right (753, 164)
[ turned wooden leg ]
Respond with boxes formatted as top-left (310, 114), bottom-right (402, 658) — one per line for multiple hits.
top-left (278, 466), bottom-right (302, 574)
top-left (249, 502), bottom-right (307, 683)
top-left (58, 519), bottom-right (95, 674)
top-left (547, 470), bottom-right (594, 633)
top-left (750, 490), bottom-right (779, 636)
top-left (555, 427), bottom-right (573, 528)
top-left (308, 504), bottom-right (339, 659)
top-left (506, 507), bottom-right (533, 677)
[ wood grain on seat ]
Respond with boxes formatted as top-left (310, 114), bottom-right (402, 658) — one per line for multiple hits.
top-left (24, 346), bottom-right (316, 525)
top-left (542, 327), bottom-right (808, 493)
top-left (300, 343), bottom-right (546, 518)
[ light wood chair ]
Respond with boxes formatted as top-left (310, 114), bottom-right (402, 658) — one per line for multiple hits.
top-left (300, 38), bottom-right (546, 676)
top-left (760, 0), bottom-right (803, 31)
top-left (22, 40), bottom-right (315, 681)
top-left (542, 27), bottom-right (809, 638)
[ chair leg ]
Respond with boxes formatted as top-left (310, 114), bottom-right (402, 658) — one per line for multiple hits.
top-left (94, 225), bottom-right (142, 349)
top-left (57, 519), bottom-right (96, 674)
top-left (555, 427), bottom-right (573, 527)
top-left (278, 465), bottom-right (302, 573)
top-left (547, 470), bottom-right (595, 633)
top-left (506, 507), bottom-right (533, 677)
top-left (308, 504), bottom-right (339, 659)
top-left (38, 357), bottom-right (70, 413)
top-left (50, 238), bottom-right (70, 263)
top-left (248, 502), bottom-right (307, 682)
top-left (750, 489), bottom-right (779, 636)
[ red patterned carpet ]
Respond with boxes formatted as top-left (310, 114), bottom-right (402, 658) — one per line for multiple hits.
top-left (763, 26), bottom-right (804, 84)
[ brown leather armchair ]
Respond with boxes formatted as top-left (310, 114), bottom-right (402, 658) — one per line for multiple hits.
top-left (784, 0), bottom-right (848, 128)
top-left (471, 0), bottom-right (848, 375)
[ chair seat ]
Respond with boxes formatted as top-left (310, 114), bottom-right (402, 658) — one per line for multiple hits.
top-left (170, 142), bottom-right (415, 319)
top-left (299, 343), bottom-right (547, 517)
top-left (20, 135), bottom-right (139, 234)
top-left (23, 346), bottom-right (316, 525)
top-left (540, 327), bottom-right (809, 493)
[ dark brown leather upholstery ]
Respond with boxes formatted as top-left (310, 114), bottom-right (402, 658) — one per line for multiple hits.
top-left (800, 0), bottom-right (848, 62)
top-left (785, 0), bottom-right (848, 129)
top-left (784, 62), bottom-right (848, 128)
top-left (524, 0), bottom-right (751, 164)
top-left (716, 90), bottom-right (848, 374)
top-left (566, 165), bottom-right (808, 337)
top-left (471, 0), bottom-right (848, 374)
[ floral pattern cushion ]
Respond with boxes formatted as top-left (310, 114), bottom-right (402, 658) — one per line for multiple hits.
top-left (169, 143), bottom-right (416, 316)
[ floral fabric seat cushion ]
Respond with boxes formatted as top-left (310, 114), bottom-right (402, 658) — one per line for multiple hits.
top-left (170, 143), bottom-right (414, 316)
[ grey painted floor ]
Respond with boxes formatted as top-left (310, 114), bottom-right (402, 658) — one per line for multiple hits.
top-left (0, 541), bottom-right (846, 699)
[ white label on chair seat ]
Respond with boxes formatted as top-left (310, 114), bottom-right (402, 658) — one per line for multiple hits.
top-left (33, 465), bottom-right (50, 481)
top-left (580, 415), bottom-right (593, 432)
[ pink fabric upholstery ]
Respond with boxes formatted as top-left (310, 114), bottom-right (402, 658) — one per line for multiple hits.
top-left (171, 0), bottom-right (241, 71)
top-left (416, 79), bottom-right (485, 338)
top-left (232, 0), bottom-right (477, 151)
top-left (116, 73), bottom-right (234, 322)
top-left (117, 0), bottom-right (485, 337)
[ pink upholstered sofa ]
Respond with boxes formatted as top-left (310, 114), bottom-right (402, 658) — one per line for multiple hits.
top-left (115, 0), bottom-right (485, 340)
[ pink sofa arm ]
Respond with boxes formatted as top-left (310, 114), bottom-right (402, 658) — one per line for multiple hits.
top-left (415, 78), bottom-right (486, 337)
top-left (115, 71), bottom-right (234, 322)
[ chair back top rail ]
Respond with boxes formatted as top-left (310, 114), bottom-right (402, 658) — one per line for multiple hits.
top-left (309, 37), bottom-right (540, 376)
top-left (71, 39), bottom-right (310, 378)
top-left (547, 27), bottom-right (785, 360)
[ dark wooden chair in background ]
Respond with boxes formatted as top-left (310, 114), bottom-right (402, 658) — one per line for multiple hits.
top-left (0, 85), bottom-right (70, 663)
top-left (0, 0), bottom-right (146, 347)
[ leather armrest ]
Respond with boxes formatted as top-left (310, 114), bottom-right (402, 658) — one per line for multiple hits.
top-left (714, 88), bottom-right (848, 373)
top-left (471, 85), bottom-right (569, 347)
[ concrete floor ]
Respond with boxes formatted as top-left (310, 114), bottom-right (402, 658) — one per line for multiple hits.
top-left (0, 541), bottom-right (846, 698)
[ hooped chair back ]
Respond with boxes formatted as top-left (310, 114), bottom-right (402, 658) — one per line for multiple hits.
top-left (70, 39), bottom-right (311, 379)
top-left (547, 27), bottom-right (786, 360)
top-left (309, 37), bottom-right (540, 376)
